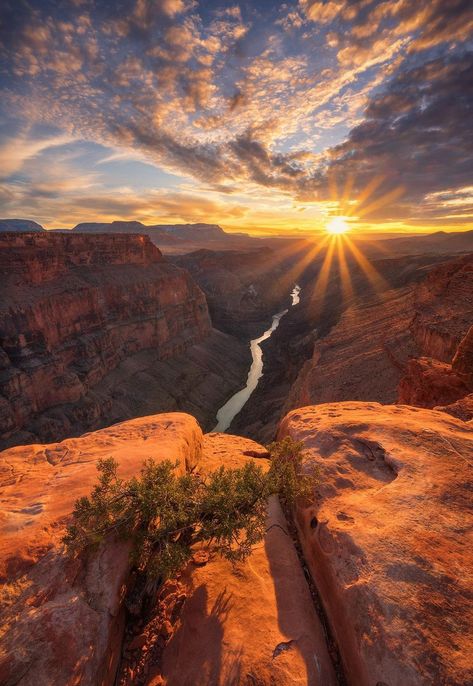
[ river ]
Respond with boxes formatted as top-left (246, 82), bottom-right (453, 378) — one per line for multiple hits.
top-left (212, 284), bottom-right (301, 432)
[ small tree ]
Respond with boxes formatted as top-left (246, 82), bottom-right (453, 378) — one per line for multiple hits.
top-left (63, 436), bottom-right (314, 582)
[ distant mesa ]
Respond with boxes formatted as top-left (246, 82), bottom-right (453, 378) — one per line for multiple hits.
top-left (72, 220), bottom-right (228, 243)
top-left (0, 219), bottom-right (45, 232)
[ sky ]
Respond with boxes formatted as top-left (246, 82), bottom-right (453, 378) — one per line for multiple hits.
top-left (0, 0), bottom-right (472, 235)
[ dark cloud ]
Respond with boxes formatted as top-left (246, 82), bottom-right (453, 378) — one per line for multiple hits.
top-left (322, 51), bottom-right (473, 216)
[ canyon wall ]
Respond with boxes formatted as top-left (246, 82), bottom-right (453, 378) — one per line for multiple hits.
top-left (230, 252), bottom-right (454, 442)
top-left (284, 253), bottom-right (473, 431)
top-left (0, 232), bottom-right (219, 446)
top-left (398, 255), bottom-right (473, 410)
top-left (172, 247), bottom-right (298, 337)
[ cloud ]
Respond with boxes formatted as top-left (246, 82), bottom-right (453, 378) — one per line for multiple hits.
top-left (0, 130), bottom-right (73, 179)
top-left (320, 51), bottom-right (473, 219)
top-left (0, 0), bottom-right (472, 232)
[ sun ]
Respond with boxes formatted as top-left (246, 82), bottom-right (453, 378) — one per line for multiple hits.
top-left (326, 216), bottom-right (349, 235)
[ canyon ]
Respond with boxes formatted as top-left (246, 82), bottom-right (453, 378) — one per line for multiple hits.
top-left (0, 226), bottom-right (472, 686)
top-left (0, 232), bottom-right (249, 448)
top-left (231, 251), bottom-right (473, 442)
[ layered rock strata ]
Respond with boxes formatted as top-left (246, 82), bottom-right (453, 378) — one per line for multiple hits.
top-left (172, 248), bottom-right (297, 337)
top-left (0, 232), bottom-right (216, 446)
top-left (287, 254), bottom-right (473, 423)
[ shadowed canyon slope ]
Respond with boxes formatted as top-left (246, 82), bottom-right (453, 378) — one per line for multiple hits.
top-left (232, 252), bottom-right (473, 442)
top-left (172, 247), bottom-right (299, 337)
top-left (0, 233), bottom-right (249, 448)
top-left (289, 254), bottom-right (473, 410)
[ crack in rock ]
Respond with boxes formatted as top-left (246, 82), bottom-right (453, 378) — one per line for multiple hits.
top-left (272, 639), bottom-right (296, 658)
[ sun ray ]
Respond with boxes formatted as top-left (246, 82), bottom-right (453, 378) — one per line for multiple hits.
top-left (350, 175), bottom-right (386, 215)
top-left (307, 235), bottom-right (337, 307)
top-left (343, 235), bottom-right (389, 296)
top-left (280, 235), bottom-right (332, 286)
top-left (336, 235), bottom-right (355, 304)
top-left (328, 169), bottom-right (340, 204)
top-left (356, 186), bottom-right (405, 219)
top-left (340, 173), bottom-right (355, 216)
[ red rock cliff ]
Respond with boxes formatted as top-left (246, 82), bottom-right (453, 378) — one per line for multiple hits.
top-left (409, 254), bottom-right (473, 362)
top-left (398, 257), bottom-right (473, 410)
top-left (0, 233), bottom-right (211, 446)
top-left (286, 254), bottom-right (473, 419)
top-left (279, 402), bottom-right (473, 686)
top-left (0, 415), bottom-right (335, 686)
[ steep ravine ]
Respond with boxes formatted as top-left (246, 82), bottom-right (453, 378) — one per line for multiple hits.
top-left (231, 251), bottom-right (470, 442)
top-left (0, 232), bottom-right (250, 448)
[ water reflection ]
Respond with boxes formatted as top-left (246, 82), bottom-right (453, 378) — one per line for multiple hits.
top-left (213, 285), bottom-right (301, 432)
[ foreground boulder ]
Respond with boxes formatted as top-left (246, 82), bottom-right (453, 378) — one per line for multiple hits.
top-left (0, 413), bottom-right (202, 686)
top-left (279, 402), bottom-right (473, 686)
top-left (0, 416), bottom-right (336, 686)
top-left (153, 433), bottom-right (336, 686)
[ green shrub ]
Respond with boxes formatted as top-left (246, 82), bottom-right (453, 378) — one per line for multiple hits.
top-left (63, 436), bottom-right (314, 582)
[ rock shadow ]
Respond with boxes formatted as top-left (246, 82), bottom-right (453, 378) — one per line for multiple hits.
top-left (162, 584), bottom-right (238, 686)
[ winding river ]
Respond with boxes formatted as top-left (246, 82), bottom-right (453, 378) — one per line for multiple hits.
top-left (213, 284), bottom-right (301, 432)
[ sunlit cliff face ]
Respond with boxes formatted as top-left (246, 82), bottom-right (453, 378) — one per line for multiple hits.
top-left (0, 0), bottom-right (472, 235)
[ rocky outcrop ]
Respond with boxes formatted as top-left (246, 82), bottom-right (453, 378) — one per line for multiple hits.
top-left (0, 232), bottom-right (213, 446)
top-left (279, 402), bottom-right (473, 686)
top-left (452, 324), bottom-right (473, 384)
top-left (398, 356), bottom-right (470, 408)
top-left (0, 415), bottom-right (336, 686)
top-left (410, 254), bottom-right (473, 362)
top-left (0, 413), bottom-right (203, 686)
top-left (398, 259), bottom-right (473, 412)
top-left (435, 392), bottom-right (473, 421)
top-left (287, 286), bottom-right (417, 411)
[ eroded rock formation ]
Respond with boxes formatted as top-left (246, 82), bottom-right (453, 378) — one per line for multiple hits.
top-left (285, 254), bottom-right (473, 426)
top-left (0, 414), bottom-right (335, 686)
top-left (398, 257), bottom-right (473, 410)
top-left (279, 402), bottom-right (473, 686)
top-left (172, 248), bottom-right (297, 337)
top-left (0, 414), bottom-right (202, 686)
top-left (0, 232), bottom-right (237, 447)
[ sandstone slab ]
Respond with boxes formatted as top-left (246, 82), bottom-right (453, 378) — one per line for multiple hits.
top-left (0, 413), bottom-right (202, 686)
top-left (155, 433), bottom-right (336, 686)
top-left (279, 402), bottom-right (473, 686)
